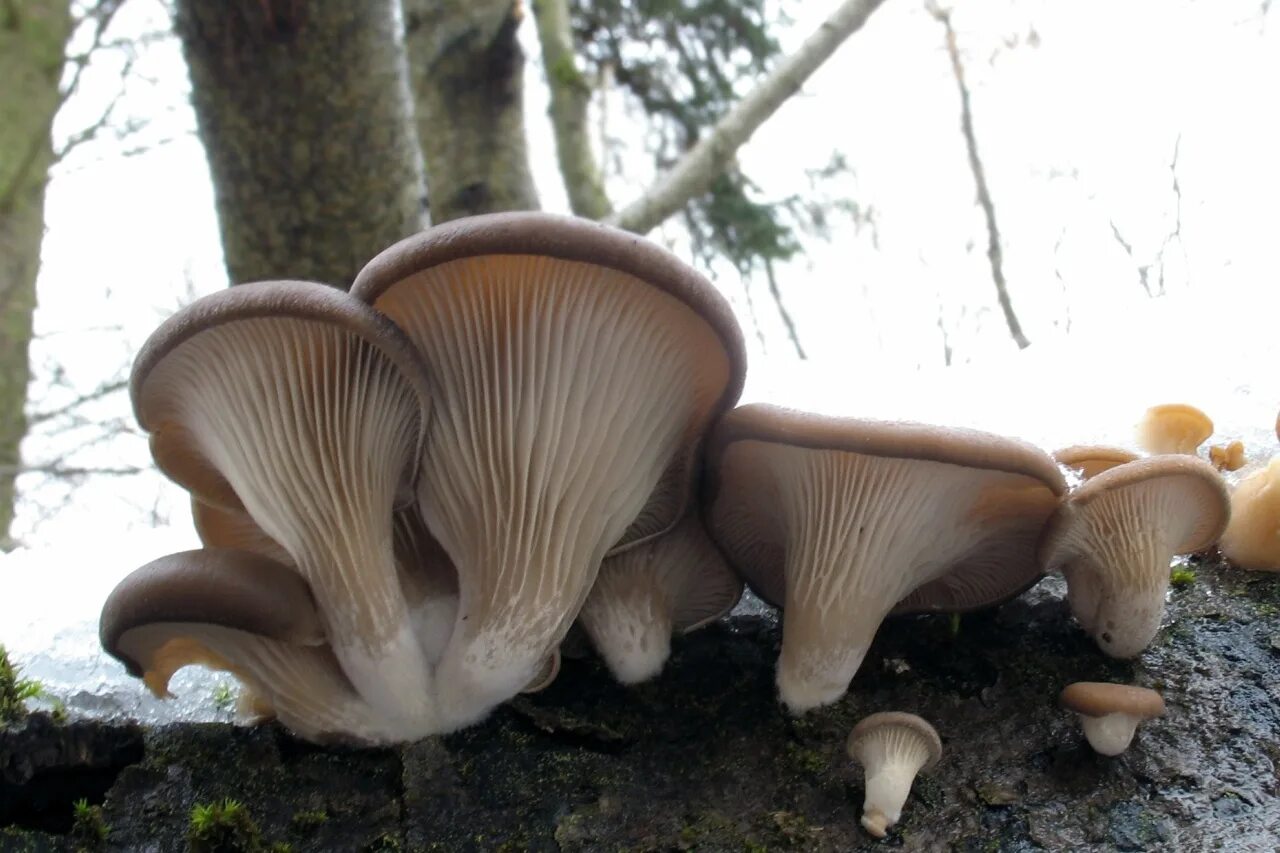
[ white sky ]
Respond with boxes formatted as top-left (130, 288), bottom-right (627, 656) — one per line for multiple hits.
top-left (9, 0), bottom-right (1280, 549)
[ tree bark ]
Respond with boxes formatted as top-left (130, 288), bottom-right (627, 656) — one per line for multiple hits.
top-left (403, 0), bottom-right (540, 224)
top-left (607, 0), bottom-right (887, 236)
top-left (172, 0), bottom-right (425, 287)
top-left (0, 0), bottom-right (73, 549)
top-left (531, 0), bottom-right (611, 220)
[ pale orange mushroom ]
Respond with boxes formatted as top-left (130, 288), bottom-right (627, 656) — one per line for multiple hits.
top-left (1135, 403), bottom-right (1213, 455)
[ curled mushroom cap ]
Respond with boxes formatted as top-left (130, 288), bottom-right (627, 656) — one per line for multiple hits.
top-left (1053, 445), bottom-right (1139, 481)
top-left (351, 212), bottom-right (745, 725)
top-left (706, 404), bottom-right (1065, 712)
top-left (1060, 682), bottom-right (1165, 756)
top-left (1220, 456), bottom-right (1280, 571)
top-left (1208, 440), bottom-right (1246, 473)
top-left (846, 712), bottom-right (942, 838)
top-left (131, 281), bottom-right (438, 730)
top-left (1040, 456), bottom-right (1229, 657)
top-left (578, 514), bottom-right (742, 685)
top-left (100, 549), bottom-right (405, 744)
top-left (1136, 403), bottom-right (1213, 455)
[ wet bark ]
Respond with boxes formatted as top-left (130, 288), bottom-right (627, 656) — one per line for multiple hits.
top-left (172, 0), bottom-right (425, 287)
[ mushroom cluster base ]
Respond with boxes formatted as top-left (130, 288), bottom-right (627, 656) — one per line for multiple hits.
top-left (5, 557), bottom-right (1280, 850)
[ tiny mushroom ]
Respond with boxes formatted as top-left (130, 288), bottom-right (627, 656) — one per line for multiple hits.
top-left (131, 280), bottom-right (438, 731)
top-left (1135, 403), bottom-right (1213, 455)
top-left (100, 549), bottom-right (404, 744)
top-left (846, 712), bottom-right (942, 838)
top-left (1059, 682), bottom-right (1165, 756)
top-left (706, 404), bottom-right (1065, 712)
top-left (578, 514), bottom-right (742, 685)
top-left (1219, 456), bottom-right (1280, 571)
top-left (351, 212), bottom-right (745, 726)
top-left (1053, 445), bottom-right (1139, 481)
top-left (1040, 456), bottom-right (1230, 657)
top-left (1208, 440), bottom-right (1246, 472)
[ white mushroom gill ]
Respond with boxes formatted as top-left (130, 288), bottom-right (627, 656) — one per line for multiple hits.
top-left (580, 514), bottom-right (740, 685)
top-left (117, 623), bottom-right (407, 744)
top-left (375, 256), bottom-right (731, 726)
top-left (721, 442), bottom-right (1050, 713)
top-left (140, 318), bottom-right (436, 729)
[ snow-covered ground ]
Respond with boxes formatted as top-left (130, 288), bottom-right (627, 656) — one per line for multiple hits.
top-left (1, 278), bottom-right (1274, 725)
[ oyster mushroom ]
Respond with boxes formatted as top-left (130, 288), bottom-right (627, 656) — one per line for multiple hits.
top-left (1059, 681), bottom-right (1165, 755)
top-left (351, 212), bottom-right (745, 726)
top-left (1220, 456), bottom-right (1280, 571)
top-left (1040, 456), bottom-right (1229, 657)
top-left (705, 404), bottom-right (1065, 712)
top-left (1135, 403), bottom-right (1213, 455)
top-left (578, 514), bottom-right (742, 684)
top-left (1207, 440), bottom-right (1246, 472)
top-left (131, 281), bottom-right (438, 730)
top-left (100, 549), bottom-right (404, 743)
top-left (1053, 445), bottom-right (1139, 481)
top-left (847, 712), bottom-right (942, 838)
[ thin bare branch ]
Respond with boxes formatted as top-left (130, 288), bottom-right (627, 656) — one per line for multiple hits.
top-left (26, 378), bottom-right (128, 427)
top-left (929, 2), bottom-right (1030, 350)
top-left (607, 0), bottom-right (887, 235)
top-left (763, 259), bottom-right (806, 359)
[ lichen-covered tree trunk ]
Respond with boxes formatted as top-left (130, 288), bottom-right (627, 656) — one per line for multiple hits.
top-left (0, 0), bottom-right (73, 549)
top-left (402, 0), bottom-right (539, 224)
top-left (172, 0), bottom-right (425, 287)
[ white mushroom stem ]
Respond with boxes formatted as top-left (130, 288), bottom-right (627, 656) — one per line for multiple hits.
top-left (578, 566), bottom-right (674, 685)
top-left (1077, 712), bottom-right (1143, 756)
top-left (852, 729), bottom-right (934, 838)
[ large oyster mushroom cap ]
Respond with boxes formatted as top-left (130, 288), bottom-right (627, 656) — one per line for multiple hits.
top-left (130, 280), bottom-right (438, 729)
top-left (706, 404), bottom-right (1064, 712)
top-left (350, 212), bottom-right (746, 726)
top-left (1040, 455), bottom-right (1230, 657)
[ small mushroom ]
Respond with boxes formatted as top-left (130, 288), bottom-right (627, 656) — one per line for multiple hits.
top-left (1135, 403), bottom-right (1213, 455)
top-left (1059, 682), bottom-right (1165, 755)
top-left (578, 514), bottom-right (742, 684)
top-left (100, 549), bottom-right (403, 743)
top-left (1207, 440), bottom-right (1246, 472)
top-left (1040, 455), bottom-right (1229, 657)
top-left (846, 712), bottom-right (942, 838)
top-left (706, 405), bottom-right (1065, 712)
top-left (1220, 456), bottom-right (1280, 571)
top-left (1053, 445), bottom-right (1139, 481)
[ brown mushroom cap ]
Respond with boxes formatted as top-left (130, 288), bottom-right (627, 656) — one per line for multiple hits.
top-left (1053, 445), bottom-right (1140, 480)
top-left (350, 211), bottom-right (746, 724)
top-left (1135, 403), bottom-right (1213, 455)
top-left (130, 280), bottom-right (439, 727)
top-left (1220, 456), bottom-right (1280, 571)
top-left (1040, 455), bottom-right (1230, 657)
top-left (1059, 682), bottom-right (1165, 719)
top-left (1208, 440), bottom-right (1246, 473)
top-left (707, 404), bottom-right (1065, 711)
top-left (191, 498), bottom-right (294, 567)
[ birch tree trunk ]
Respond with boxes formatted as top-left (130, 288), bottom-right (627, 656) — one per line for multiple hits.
top-left (403, 0), bottom-right (539, 224)
top-left (0, 0), bottom-right (73, 548)
top-left (172, 0), bottom-right (425, 287)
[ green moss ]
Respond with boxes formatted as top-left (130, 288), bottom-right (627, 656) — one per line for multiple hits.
top-left (1170, 567), bottom-right (1196, 589)
top-left (189, 798), bottom-right (261, 852)
top-left (211, 682), bottom-right (236, 712)
top-left (0, 644), bottom-right (42, 722)
top-left (289, 809), bottom-right (328, 831)
top-left (72, 798), bottom-right (108, 848)
top-left (361, 832), bottom-right (401, 852)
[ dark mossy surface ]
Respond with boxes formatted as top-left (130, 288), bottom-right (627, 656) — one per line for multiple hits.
top-left (3, 557), bottom-right (1278, 852)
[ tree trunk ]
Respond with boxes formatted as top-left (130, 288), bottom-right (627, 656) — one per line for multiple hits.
top-left (402, 0), bottom-right (539, 224)
top-left (0, 0), bottom-right (73, 549)
top-left (172, 0), bottom-right (425, 287)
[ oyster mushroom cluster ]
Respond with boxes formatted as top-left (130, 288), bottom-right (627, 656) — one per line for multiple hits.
top-left (101, 213), bottom-right (747, 743)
